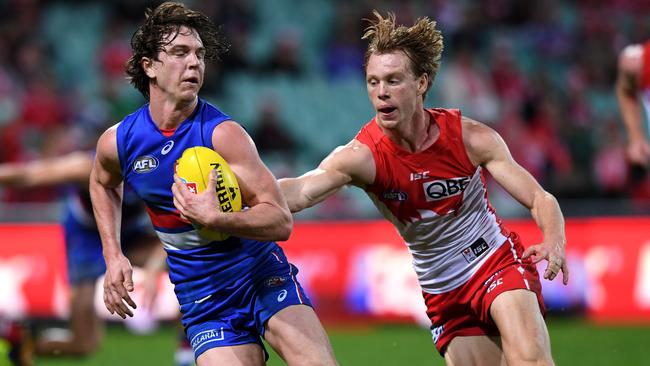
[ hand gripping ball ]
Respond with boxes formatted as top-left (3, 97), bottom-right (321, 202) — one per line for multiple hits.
top-left (174, 146), bottom-right (241, 241)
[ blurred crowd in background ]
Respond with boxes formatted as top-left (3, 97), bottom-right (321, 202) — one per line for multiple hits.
top-left (1, 0), bottom-right (650, 220)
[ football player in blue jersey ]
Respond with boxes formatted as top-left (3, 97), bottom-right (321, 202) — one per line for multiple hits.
top-left (0, 151), bottom-right (166, 357)
top-left (89, 2), bottom-right (337, 365)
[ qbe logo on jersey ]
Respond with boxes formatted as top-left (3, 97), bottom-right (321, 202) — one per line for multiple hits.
top-left (422, 177), bottom-right (470, 201)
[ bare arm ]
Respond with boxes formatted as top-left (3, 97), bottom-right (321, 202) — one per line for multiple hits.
top-left (0, 151), bottom-right (93, 187)
top-left (172, 121), bottom-right (293, 241)
top-left (616, 44), bottom-right (650, 165)
top-left (279, 140), bottom-right (375, 213)
top-left (463, 117), bottom-right (569, 284)
top-left (89, 125), bottom-right (136, 318)
top-left (90, 126), bottom-right (124, 259)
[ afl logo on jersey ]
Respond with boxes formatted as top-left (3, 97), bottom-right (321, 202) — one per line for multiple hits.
top-left (423, 177), bottom-right (470, 201)
top-left (133, 156), bottom-right (159, 173)
top-left (161, 140), bottom-right (174, 155)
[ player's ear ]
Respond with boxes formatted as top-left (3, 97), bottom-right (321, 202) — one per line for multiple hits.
top-left (142, 57), bottom-right (156, 78)
top-left (417, 73), bottom-right (429, 95)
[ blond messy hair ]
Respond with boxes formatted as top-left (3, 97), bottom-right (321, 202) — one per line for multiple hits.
top-left (362, 11), bottom-right (444, 98)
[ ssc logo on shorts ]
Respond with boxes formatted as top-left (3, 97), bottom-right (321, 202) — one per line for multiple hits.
top-left (133, 156), bottom-right (159, 173)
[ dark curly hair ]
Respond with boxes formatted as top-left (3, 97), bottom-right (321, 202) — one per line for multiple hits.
top-left (362, 11), bottom-right (444, 100)
top-left (125, 2), bottom-right (229, 99)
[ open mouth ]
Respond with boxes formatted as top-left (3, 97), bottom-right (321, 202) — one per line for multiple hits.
top-left (182, 77), bottom-right (199, 84)
top-left (378, 107), bottom-right (397, 114)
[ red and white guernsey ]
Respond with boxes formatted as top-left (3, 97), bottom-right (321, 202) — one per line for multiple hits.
top-left (356, 108), bottom-right (510, 294)
top-left (640, 41), bottom-right (650, 128)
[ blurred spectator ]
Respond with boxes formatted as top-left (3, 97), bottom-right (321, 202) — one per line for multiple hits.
top-left (256, 28), bottom-right (304, 77)
top-left (489, 37), bottom-right (529, 106)
top-left (593, 120), bottom-right (629, 197)
top-left (198, 0), bottom-right (256, 95)
top-left (19, 75), bottom-right (68, 134)
top-left (323, 4), bottom-right (365, 80)
top-left (438, 33), bottom-right (500, 124)
top-left (0, 48), bottom-right (20, 129)
top-left (217, 26), bottom-right (252, 73)
top-left (98, 20), bottom-right (131, 81)
top-left (251, 95), bottom-right (298, 178)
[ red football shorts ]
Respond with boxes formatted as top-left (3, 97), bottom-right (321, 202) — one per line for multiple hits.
top-left (422, 232), bottom-right (545, 355)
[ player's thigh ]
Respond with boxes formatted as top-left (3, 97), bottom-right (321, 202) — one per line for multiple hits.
top-left (444, 335), bottom-right (505, 366)
top-left (490, 289), bottom-right (552, 362)
top-left (264, 305), bottom-right (337, 366)
top-left (196, 343), bottom-right (265, 366)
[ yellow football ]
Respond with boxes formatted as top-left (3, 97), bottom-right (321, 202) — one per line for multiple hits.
top-left (174, 146), bottom-right (241, 241)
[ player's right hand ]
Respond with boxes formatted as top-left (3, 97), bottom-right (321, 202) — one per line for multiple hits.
top-left (523, 240), bottom-right (569, 285)
top-left (103, 253), bottom-right (137, 319)
top-left (626, 138), bottom-right (650, 166)
top-left (172, 172), bottom-right (221, 228)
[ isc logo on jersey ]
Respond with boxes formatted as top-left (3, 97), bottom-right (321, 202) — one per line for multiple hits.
top-left (423, 177), bottom-right (470, 201)
top-left (175, 146), bottom-right (241, 241)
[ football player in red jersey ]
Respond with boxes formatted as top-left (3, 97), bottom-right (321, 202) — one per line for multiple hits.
top-left (275, 11), bottom-right (568, 366)
top-left (616, 41), bottom-right (650, 166)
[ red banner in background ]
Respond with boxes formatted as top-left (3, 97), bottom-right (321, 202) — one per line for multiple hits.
top-left (281, 218), bottom-right (650, 324)
top-left (0, 224), bottom-right (68, 319)
top-left (1, 219), bottom-right (650, 324)
top-left (506, 218), bottom-right (650, 323)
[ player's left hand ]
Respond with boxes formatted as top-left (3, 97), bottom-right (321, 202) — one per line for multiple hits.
top-left (103, 253), bottom-right (137, 318)
top-left (523, 240), bottom-right (569, 285)
top-left (171, 172), bottom-right (221, 228)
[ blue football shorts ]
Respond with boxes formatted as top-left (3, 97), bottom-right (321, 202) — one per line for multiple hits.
top-left (180, 248), bottom-right (312, 361)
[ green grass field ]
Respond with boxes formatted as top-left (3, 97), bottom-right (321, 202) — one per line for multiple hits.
top-left (37, 318), bottom-right (650, 365)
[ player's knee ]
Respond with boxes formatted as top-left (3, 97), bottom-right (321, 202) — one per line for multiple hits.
top-left (290, 351), bottom-right (337, 366)
top-left (280, 339), bottom-right (337, 366)
top-left (506, 338), bottom-right (553, 366)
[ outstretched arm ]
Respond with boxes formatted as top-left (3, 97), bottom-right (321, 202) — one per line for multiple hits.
top-left (89, 125), bottom-right (136, 319)
top-left (0, 151), bottom-right (93, 187)
top-left (463, 117), bottom-right (569, 285)
top-left (616, 43), bottom-right (650, 166)
top-left (279, 140), bottom-right (375, 213)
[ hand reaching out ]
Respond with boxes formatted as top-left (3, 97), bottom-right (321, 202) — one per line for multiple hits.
top-left (523, 240), bottom-right (569, 285)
